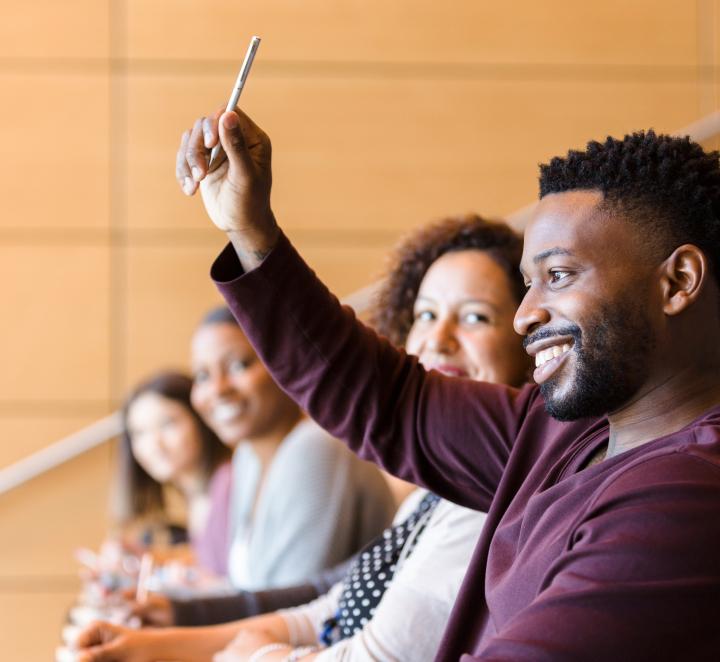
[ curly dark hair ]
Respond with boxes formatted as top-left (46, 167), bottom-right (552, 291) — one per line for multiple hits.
top-left (370, 214), bottom-right (525, 346)
top-left (539, 130), bottom-right (720, 285)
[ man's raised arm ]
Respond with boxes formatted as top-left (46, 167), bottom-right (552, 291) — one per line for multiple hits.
top-left (176, 108), bottom-right (538, 511)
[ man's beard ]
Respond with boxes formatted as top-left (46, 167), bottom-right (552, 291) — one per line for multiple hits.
top-left (528, 299), bottom-right (656, 421)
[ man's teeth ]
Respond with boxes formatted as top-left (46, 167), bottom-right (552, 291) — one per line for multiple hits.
top-left (535, 343), bottom-right (572, 368)
top-left (213, 403), bottom-right (243, 423)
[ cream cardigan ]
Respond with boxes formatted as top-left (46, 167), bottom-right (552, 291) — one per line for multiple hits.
top-left (227, 419), bottom-right (395, 590)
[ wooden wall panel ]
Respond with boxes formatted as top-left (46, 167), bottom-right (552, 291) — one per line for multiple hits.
top-left (0, 591), bottom-right (78, 660)
top-left (293, 238), bottom-right (392, 298)
top-left (0, 73), bottom-right (110, 231)
top-left (0, 1), bottom-right (108, 59)
top-left (0, 446), bottom-right (112, 576)
top-left (126, 74), bottom-right (700, 235)
top-left (126, 0), bottom-right (696, 67)
top-left (125, 70), bottom-right (226, 231)
top-left (0, 245), bottom-right (111, 403)
top-left (124, 242), bottom-right (227, 390)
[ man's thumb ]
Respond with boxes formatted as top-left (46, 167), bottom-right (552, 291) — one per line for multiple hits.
top-left (218, 111), bottom-right (253, 173)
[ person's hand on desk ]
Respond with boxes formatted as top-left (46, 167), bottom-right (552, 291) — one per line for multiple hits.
top-left (74, 622), bottom-right (160, 662)
top-left (121, 590), bottom-right (173, 627)
top-left (177, 107), bottom-right (279, 271)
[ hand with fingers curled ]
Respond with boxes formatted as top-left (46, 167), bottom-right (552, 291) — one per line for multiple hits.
top-left (177, 107), bottom-right (279, 269)
top-left (122, 591), bottom-right (174, 628)
top-left (73, 621), bottom-right (163, 662)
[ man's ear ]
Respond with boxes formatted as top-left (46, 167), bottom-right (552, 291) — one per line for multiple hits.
top-left (659, 244), bottom-right (708, 316)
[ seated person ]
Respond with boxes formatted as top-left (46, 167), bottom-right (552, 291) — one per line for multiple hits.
top-left (188, 306), bottom-right (395, 591)
top-left (115, 370), bottom-right (232, 577)
top-left (81, 313), bottom-right (394, 631)
top-left (75, 215), bottom-right (531, 661)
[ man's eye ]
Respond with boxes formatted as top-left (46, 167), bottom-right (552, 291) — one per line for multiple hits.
top-left (549, 270), bottom-right (571, 283)
top-left (415, 310), bottom-right (435, 322)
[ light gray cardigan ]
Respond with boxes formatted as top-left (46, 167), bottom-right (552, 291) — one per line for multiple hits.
top-left (227, 419), bottom-right (395, 590)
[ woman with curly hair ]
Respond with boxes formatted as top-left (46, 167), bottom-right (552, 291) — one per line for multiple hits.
top-left (76, 214), bottom-right (531, 662)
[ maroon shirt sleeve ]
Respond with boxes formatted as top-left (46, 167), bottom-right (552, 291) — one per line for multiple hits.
top-left (212, 233), bottom-right (539, 511)
top-left (171, 559), bottom-right (350, 626)
top-left (469, 452), bottom-right (720, 661)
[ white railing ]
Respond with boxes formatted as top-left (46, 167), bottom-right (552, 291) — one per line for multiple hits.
top-left (2, 111), bottom-right (720, 496)
top-left (0, 413), bottom-right (122, 495)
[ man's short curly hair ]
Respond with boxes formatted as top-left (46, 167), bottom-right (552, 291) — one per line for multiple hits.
top-left (539, 129), bottom-right (720, 286)
top-left (370, 215), bottom-right (525, 346)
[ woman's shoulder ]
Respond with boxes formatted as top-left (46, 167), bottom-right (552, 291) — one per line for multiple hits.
top-left (272, 420), bottom-right (388, 496)
top-left (280, 419), bottom-right (349, 460)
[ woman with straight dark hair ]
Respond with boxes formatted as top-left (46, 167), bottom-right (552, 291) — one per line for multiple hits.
top-left (116, 371), bottom-right (232, 576)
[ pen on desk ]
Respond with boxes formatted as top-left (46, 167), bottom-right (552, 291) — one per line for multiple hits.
top-left (208, 35), bottom-right (262, 168)
top-left (74, 547), bottom-right (99, 572)
top-left (135, 552), bottom-right (153, 604)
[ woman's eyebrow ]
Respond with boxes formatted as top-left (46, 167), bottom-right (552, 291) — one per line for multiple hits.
top-left (458, 298), bottom-right (500, 313)
top-left (415, 295), bottom-right (499, 312)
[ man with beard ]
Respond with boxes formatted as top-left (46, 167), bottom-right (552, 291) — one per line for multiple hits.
top-left (152, 117), bottom-right (720, 662)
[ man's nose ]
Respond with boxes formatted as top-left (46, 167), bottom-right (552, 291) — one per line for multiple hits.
top-left (514, 287), bottom-right (550, 337)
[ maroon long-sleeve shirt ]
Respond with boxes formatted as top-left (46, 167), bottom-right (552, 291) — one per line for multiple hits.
top-left (212, 233), bottom-right (720, 661)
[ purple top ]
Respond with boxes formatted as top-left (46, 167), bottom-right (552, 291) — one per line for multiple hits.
top-left (212, 233), bottom-right (720, 661)
top-left (191, 461), bottom-right (232, 577)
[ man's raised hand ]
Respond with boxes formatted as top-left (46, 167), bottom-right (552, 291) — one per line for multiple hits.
top-left (176, 108), bottom-right (279, 269)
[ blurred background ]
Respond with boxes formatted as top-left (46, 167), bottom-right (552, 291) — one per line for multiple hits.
top-left (1, 0), bottom-right (719, 657)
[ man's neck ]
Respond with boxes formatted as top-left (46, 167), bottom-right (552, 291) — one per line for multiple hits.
top-left (606, 365), bottom-right (720, 457)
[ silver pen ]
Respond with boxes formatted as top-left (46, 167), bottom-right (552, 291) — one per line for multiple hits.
top-left (209, 35), bottom-right (262, 167)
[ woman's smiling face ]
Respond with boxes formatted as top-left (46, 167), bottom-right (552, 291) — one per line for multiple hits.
top-left (405, 249), bottom-right (530, 387)
top-left (126, 392), bottom-right (203, 484)
top-left (190, 322), bottom-right (298, 448)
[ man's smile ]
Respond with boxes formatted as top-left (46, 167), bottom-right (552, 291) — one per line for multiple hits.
top-left (525, 336), bottom-right (575, 384)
